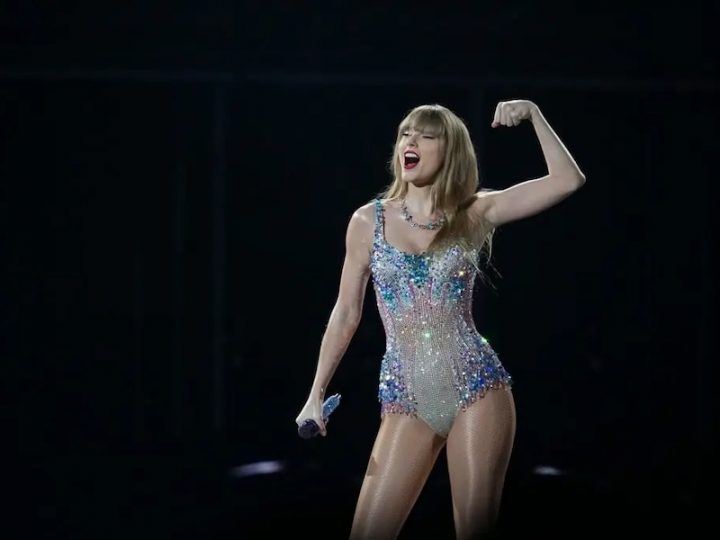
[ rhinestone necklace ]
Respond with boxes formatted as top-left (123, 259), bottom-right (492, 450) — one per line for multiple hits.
top-left (400, 199), bottom-right (446, 231)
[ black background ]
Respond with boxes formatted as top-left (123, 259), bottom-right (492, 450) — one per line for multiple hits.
top-left (4, 2), bottom-right (718, 538)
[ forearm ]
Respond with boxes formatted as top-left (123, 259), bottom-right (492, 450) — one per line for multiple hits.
top-left (308, 303), bottom-right (361, 401)
top-left (530, 105), bottom-right (585, 187)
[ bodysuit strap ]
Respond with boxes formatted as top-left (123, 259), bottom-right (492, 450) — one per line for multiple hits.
top-left (373, 199), bottom-right (385, 242)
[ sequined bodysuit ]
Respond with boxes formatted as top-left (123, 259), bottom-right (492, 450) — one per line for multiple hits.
top-left (370, 199), bottom-right (513, 437)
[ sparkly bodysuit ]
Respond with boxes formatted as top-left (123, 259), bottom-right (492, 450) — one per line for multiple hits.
top-left (370, 199), bottom-right (513, 437)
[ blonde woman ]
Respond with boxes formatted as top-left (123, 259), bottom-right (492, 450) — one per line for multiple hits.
top-left (296, 100), bottom-right (585, 539)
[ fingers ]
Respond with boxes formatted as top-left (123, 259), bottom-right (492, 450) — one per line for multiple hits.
top-left (492, 103), bottom-right (501, 128)
top-left (503, 105), bottom-right (513, 127)
top-left (510, 107), bottom-right (521, 126)
top-left (504, 104), bottom-right (519, 127)
top-left (492, 101), bottom-right (527, 128)
top-left (493, 102), bottom-right (512, 128)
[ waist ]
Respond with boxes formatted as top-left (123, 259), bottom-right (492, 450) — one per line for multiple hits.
top-left (384, 320), bottom-right (482, 352)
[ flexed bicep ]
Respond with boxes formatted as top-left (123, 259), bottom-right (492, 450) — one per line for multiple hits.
top-left (479, 100), bottom-right (585, 227)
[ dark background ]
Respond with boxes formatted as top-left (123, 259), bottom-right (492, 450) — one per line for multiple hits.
top-left (4, 2), bottom-right (718, 538)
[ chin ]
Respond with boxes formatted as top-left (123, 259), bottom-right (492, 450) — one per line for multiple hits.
top-left (401, 171), bottom-right (421, 182)
top-left (403, 176), bottom-right (433, 187)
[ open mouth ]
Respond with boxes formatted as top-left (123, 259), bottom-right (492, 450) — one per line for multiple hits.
top-left (403, 152), bottom-right (420, 170)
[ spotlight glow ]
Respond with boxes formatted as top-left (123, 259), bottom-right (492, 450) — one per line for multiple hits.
top-left (229, 460), bottom-right (285, 478)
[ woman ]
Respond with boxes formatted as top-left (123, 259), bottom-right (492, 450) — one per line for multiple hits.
top-left (296, 100), bottom-right (585, 539)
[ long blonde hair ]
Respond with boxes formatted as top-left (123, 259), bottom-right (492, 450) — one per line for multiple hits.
top-left (379, 104), bottom-right (495, 264)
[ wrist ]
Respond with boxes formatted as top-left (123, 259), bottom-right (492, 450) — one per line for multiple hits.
top-left (529, 102), bottom-right (542, 124)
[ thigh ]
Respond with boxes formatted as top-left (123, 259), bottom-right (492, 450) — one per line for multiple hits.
top-left (446, 387), bottom-right (516, 538)
top-left (350, 413), bottom-right (446, 540)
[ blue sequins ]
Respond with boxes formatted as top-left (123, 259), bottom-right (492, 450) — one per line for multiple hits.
top-left (369, 199), bottom-right (513, 436)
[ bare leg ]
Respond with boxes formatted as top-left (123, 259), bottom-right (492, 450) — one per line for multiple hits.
top-left (349, 413), bottom-right (446, 540)
top-left (446, 387), bottom-right (516, 539)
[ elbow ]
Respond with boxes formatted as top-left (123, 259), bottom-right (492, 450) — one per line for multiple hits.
top-left (343, 311), bottom-right (362, 332)
top-left (550, 171), bottom-right (585, 194)
top-left (575, 171), bottom-right (585, 189)
top-left (345, 310), bottom-right (362, 333)
top-left (334, 304), bottom-right (362, 333)
top-left (339, 314), bottom-right (361, 342)
top-left (565, 171), bottom-right (586, 192)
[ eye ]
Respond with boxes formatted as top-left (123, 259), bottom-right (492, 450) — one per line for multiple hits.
top-left (422, 135), bottom-right (436, 139)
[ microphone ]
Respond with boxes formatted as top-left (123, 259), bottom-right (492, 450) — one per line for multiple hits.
top-left (297, 394), bottom-right (341, 439)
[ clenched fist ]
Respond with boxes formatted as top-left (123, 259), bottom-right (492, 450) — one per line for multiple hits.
top-left (491, 100), bottom-right (537, 128)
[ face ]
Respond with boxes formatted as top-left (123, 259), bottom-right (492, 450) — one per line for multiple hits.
top-left (397, 127), bottom-right (444, 186)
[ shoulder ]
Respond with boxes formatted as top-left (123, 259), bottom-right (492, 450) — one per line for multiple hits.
top-left (352, 200), bottom-right (377, 223)
top-left (350, 197), bottom-right (400, 225)
top-left (345, 200), bottom-right (376, 244)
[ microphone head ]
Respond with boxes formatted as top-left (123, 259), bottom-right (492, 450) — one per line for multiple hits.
top-left (297, 419), bottom-right (319, 439)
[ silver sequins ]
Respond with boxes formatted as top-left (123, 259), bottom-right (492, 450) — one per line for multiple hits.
top-left (370, 199), bottom-right (512, 437)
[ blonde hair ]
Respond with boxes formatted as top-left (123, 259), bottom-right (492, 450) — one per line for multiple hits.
top-left (379, 104), bottom-right (495, 265)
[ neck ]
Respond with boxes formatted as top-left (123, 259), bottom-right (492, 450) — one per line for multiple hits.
top-left (404, 184), bottom-right (436, 217)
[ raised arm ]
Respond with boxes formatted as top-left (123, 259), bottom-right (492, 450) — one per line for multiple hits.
top-left (474, 100), bottom-right (586, 227)
top-left (296, 203), bottom-right (374, 434)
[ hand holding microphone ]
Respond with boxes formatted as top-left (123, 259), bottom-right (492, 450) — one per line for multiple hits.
top-left (296, 393), bottom-right (341, 439)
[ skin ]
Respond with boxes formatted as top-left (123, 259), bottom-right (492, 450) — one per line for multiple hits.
top-left (386, 126), bottom-right (446, 254)
top-left (296, 99), bottom-right (585, 539)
